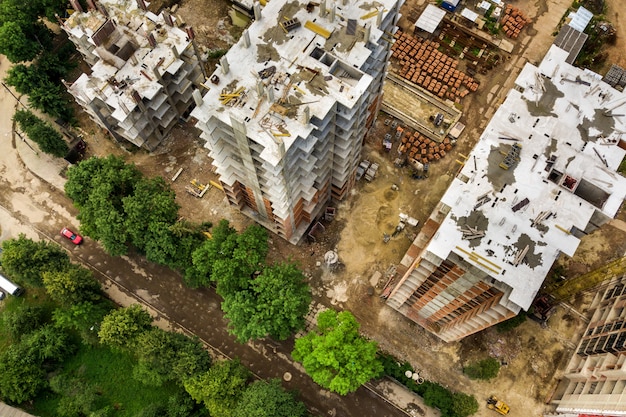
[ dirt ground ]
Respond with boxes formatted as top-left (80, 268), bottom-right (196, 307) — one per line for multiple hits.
top-left (66, 0), bottom-right (626, 416)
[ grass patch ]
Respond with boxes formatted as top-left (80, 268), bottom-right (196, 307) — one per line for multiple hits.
top-left (30, 344), bottom-right (181, 416)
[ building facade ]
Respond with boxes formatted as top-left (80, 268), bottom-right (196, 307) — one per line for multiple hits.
top-left (387, 45), bottom-right (626, 342)
top-left (191, 0), bottom-right (404, 243)
top-left (62, 0), bottom-right (206, 151)
top-left (552, 274), bottom-right (626, 416)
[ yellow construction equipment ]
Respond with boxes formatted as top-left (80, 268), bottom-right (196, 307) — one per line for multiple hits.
top-left (304, 20), bottom-right (331, 39)
top-left (360, 9), bottom-right (388, 19)
top-left (219, 86), bottom-right (245, 105)
top-left (487, 396), bottom-right (510, 415)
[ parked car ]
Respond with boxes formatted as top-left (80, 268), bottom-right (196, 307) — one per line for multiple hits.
top-left (61, 227), bottom-right (83, 245)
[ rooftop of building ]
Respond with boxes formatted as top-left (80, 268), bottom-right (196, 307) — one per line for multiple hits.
top-left (65, 0), bottom-right (193, 121)
top-left (191, 0), bottom-right (400, 166)
top-left (426, 45), bottom-right (626, 311)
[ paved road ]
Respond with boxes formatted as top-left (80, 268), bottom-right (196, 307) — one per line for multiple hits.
top-left (0, 56), bottom-right (412, 417)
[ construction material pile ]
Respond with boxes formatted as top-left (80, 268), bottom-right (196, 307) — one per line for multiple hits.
top-left (398, 131), bottom-right (453, 165)
top-left (391, 31), bottom-right (479, 102)
top-left (500, 5), bottom-right (530, 39)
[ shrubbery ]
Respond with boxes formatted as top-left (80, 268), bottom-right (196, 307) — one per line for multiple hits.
top-left (379, 354), bottom-right (478, 417)
top-left (463, 357), bottom-right (501, 380)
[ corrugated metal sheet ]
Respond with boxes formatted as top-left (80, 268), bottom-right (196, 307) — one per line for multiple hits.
top-left (553, 24), bottom-right (588, 64)
top-left (460, 8), bottom-right (479, 22)
top-left (569, 6), bottom-right (593, 32)
top-left (414, 4), bottom-right (446, 34)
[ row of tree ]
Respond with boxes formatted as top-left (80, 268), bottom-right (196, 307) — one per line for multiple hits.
top-left (1, 0), bottom-right (77, 121)
top-left (0, 235), bottom-right (309, 416)
top-left (64, 156), bottom-right (314, 345)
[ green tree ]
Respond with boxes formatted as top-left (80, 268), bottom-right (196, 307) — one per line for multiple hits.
top-left (0, 21), bottom-right (41, 62)
top-left (43, 264), bottom-right (101, 306)
top-left (53, 300), bottom-right (113, 345)
top-left (98, 304), bottom-right (152, 350)
top-left (0, 344), bottom-right (47, 403)
top-left (463, 357), bottom-right (500, 380)
top-left (184, 359), bottom-right (250, 417)
top-left (133, 328), bottom-right (211, 386)
top-left (123, 176), bottom-right (179, 251)
top-left (65, 156), bottom-right (142, 255)
top-left (145, 220), bottom-right (207, 274)
top-left (292, 310), bottom-right (383, 395)
top-left (222, 262), bottom-right (311, 342)
top-left (233, 379), bottom-right (307, 417)
top-left (49, 374), bottom-right (98, 417)
top-left (4, 305), bottom-right (45, 340)
top-left (421, 381), bottom-right (454, 415)
top-left (22, 324), bottom-right (75, 364)
top-left (4, 63), bottom-right (45, 94)
top-left (27, 80), bottom-right (74, 121)
top-left (452, 392), bottom-right (479, 417)
top-left (1, 234), bottom-right (70, 286)
top-left (13, 109), bottom-right (69, 157)
top-left (187, 219), bottom-right (238, 288)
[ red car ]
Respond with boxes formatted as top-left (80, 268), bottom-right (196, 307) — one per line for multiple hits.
top-left (60, 227), bottom-right (83, 245)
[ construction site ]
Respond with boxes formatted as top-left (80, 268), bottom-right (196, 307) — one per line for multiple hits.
top-left (59, 0), bottom-right (626, 416)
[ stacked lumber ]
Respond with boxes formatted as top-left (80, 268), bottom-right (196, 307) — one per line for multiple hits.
top-left (391, 30), bottom-right (478, 102)
top-left (501, 5), bottom-right (530, 39)
top-left (397, 131), bottom-right (453, 164)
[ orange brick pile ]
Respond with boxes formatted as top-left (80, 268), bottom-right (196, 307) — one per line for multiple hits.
top-left (501, 5), bottom-right (530, 38)
top-left (397, 131), bottom-right (453, 164)
top-left (391, 30), bottom-right (479, 102)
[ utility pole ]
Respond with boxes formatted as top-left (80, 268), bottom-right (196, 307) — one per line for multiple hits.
top-left (1, 82), bottom-right (27, 109)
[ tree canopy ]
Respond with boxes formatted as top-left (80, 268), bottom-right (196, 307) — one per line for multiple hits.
top-left (0, 234), bottom-right (70, 286)
top-left (13, 109), bottom-right (69, 157)
top-left (184, 359), bottom-right (250, 417)
top-left (222, 262), bottom-right (311, 342)
top-left (233, 379), bottom-right (307, 417)
top-left (43, 264), bottom-right (102, 306)
top-left (292, 309), bottom-right (383, 395)
top-left (133, 328), bottom-right (212, 387)
top-left (98, 304), bottom-right (153, 350)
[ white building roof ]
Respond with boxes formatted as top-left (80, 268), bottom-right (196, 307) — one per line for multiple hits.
top-left (192, 0), bottom-right (399, 167)
top-left (425, 45), bottom-right (626, 310)
top-left (415, 4), bottom-right (446, 33)
top-left (65, 0), bottom-right (192, 121)
top-left (568, 6), bottom-right (593, 33)
top-left (461, 8), bottom-right (479, 23)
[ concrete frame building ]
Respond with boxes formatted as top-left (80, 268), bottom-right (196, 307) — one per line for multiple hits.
top-left (387, 45), bottom-right (626, 342)
top-left (192, 0), bottom-right (404, 243)
top-left (62, 0), bottom-right (206, 151)
top-left (551, 274), bottom-right (626, 416)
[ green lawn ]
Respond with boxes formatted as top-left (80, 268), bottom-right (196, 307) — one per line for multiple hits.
top-left (28, 344), bottom-right (181, 416)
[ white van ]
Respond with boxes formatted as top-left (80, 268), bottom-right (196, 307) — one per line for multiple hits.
top-left (0, 273), bottom-right (23, 296)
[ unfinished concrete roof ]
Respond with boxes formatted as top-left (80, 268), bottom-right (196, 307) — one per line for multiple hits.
top-left (66, 0), bottom-right (192, 121)
top-left (191, 0), bottom-right (399, 166)
top-left (427, 45), bottom-right (626, 310)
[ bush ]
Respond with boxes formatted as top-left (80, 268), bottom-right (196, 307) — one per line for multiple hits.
top-left (463, 357), bottom-right (500, 380)
top-left (496, 311), bottom-right (527, 332)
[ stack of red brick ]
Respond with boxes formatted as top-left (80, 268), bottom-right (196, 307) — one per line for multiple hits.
top-left (501, 5), bottom-right (530, 38)
top-left (397, 131), bottom-right (453, 165)
top-left (391, 30), bottom-right (479, 102)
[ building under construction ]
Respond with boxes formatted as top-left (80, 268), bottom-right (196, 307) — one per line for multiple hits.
top-left (62, 0), bottom-right (206, 151)
top-left (387, 44), bottom-right (626, 342)
top-left (551, 274), bottom-right (626, 415)
top-left (191, 0), bottom-right (403, 243)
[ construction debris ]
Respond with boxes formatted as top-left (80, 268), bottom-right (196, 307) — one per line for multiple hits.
top-left (185, 179), bottom-right (210, 198)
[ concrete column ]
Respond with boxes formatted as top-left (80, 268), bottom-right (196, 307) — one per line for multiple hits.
top-left (253, 2), bottom-right (262, 20)
top-left (220, 56), bottom-right (230, 74)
